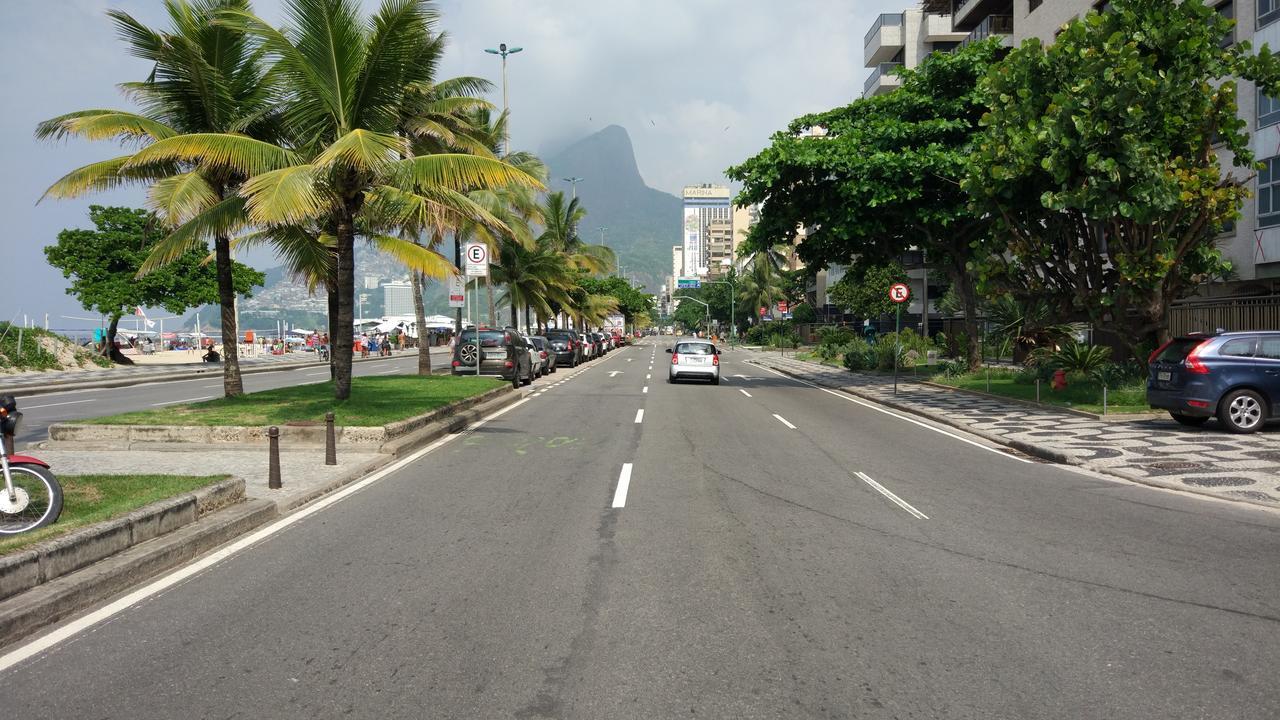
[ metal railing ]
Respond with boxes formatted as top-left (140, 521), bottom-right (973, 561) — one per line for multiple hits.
top-left (962, 14), bottom-right (1013, 45)
top-left (1168, 295), bottom-right (1280, 336)
top-left (864, 12), bottom-right (904, 46)
top-left (863, 62), bottom-right (903, 95)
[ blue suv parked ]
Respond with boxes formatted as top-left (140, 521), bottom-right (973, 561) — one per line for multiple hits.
top-left (1147, 331), bottom-right (1280, 433)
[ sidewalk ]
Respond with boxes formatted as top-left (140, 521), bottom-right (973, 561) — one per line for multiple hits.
top-left (742, 350), bottom-right (1280, 509)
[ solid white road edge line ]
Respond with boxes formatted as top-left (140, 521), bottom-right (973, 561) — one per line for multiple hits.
top-left (0, 394), bottom-right (534, 674)
top-left (773, 413), bottom-right (797, 429)
top-left (635, 409), bottom-right (644, 423)
top-left (19, 399), bottom-right (96, 410)
top-left (855, 471), bottom-right (929, 519)
top-left (755, 365), bottom-right (1033, 464)
top-left (612, 463), bottom-right (633, 508)
top-left (150, 396), bottom-right (213, 407)
top-left (739, 389), bottom-right (752, 398)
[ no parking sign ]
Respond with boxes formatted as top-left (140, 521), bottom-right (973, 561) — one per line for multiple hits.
top-left (889, 283), bottom-right (911, 303)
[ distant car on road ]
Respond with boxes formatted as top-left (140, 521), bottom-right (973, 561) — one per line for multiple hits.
top-left (544, 329), bottom-right (581, 367)
top-left (528, 336), bottom-right (556, 375)
top-left (1147, 331), bottom-right (1280, 433)
top-left (667, 338), bottom-right (720, 384)
top-left (451, 327), bottom-right (532, 387)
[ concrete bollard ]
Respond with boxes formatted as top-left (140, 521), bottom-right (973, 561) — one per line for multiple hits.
top-left (1036, 379), bottom-right (1041, 404)
top-left (268, 426), bottom-right (282, 489)
top-left (325, 412), bottom-right (337, 466)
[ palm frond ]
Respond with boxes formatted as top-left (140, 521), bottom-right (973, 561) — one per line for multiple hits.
top-left (369, 234), bottom-right (456, 279)
top-left (125, 132), bottom-right (298, 176)
top-left (35, 110), bottom-right (178, 144)
top-left (147, 170), bottom-right (220, 226)
top-left (390, 153), bottom-right (546, 193)
top-left (139, 194), bottom-right (247, 274)
top-left (38, 154), bottom-right (174, 202)
top-left (240, 164), bottom-right (329, 225)
top-left (314, 128), bottom-right (405, 172)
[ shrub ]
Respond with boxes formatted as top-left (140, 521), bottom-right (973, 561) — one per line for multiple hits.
top-left (815, 326), bottom-right (857, 360)
top-left (791, 303), bottom-right (817, 323)
top-left (841, 338), bottom-right (876, 371)
top-left (939, 358), bottom-right (969, 377)
top-left (1091, 360), bottom-right (1146, 387)
top-left (1046, 340), bottom-right (1112, 374)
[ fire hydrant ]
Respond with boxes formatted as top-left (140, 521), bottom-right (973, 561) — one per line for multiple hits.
top-left (1051, 368), bottom-right (1068, 392)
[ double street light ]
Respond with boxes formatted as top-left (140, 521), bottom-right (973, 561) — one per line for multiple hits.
top-left (563, 176), bottom-right (584, 199)
top-left (483, 42), bottom-right (522, 155)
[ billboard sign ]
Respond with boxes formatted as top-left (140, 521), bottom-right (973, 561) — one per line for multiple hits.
top-left (677, 277), bottom-right (701, 289)
top-left (682, 207), bottom-right (701, 276)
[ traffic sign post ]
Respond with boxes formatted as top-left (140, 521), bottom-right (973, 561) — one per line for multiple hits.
top-left (464, 242), bottom-right (489, 277)
top-left (889, 283), bottom-right (910, 395)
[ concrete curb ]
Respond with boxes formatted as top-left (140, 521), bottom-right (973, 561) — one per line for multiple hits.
top-left (4, 351), bottom-right (429, 398)
top-left (0, 477), bottom-right (245, 603)
top-left (0, 384), bottom-right (526, 649)
top-left (749, 359), bottom-right (1280, 513)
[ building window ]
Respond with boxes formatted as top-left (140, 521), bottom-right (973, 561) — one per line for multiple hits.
top-left (1260, 91), bottom-right (1280, 129)
top-left (1029, 0), bottom-right (1043, 11)
top-left (931, 41), bottom-right (960, 54)
top-left (1216, 1), bottom-right (1235, 47)
top-left (1263, 0), bottom-right (1280, 29)
top-left (1259, 156), bottom-right (1280, 228)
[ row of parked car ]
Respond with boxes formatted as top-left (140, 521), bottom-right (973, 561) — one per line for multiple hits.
top-left (450, 326), bottom-right (633, 388)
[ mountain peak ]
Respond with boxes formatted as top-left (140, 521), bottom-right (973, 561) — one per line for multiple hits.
top-left (548, 125), bottom-right (645, 191)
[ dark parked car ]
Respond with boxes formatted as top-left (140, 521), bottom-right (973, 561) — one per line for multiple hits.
top-left (544, 329), bottom-right (581, 367)
top-left (528, 336), bottom-right (557, 375)
top-left (451, 327), bottom-right (533, 387)
top-left (1147, 331), bottom-right (1280, 433)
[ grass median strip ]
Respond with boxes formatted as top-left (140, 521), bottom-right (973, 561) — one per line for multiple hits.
top-left (86, 375), bottom-right (503, 427)
top-left (0, 474), bottom-right (229, 555)
top-left (932, 369), bottom-right (1148, 414)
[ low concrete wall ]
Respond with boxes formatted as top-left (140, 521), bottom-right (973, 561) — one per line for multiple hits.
top-left (0, 477), bottom-right (244, 601)
top-left (46, 385), bottom-right (514, 451)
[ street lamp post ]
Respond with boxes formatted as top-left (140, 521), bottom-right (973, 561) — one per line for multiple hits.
top-left (563, 176), bottom-right (584, 199)
top-left (702, 277), bottom-right (735, 346)
top-left (484, 42), bottom-right (523, 155)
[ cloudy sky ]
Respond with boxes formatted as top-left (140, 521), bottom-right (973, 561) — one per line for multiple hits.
top-left (1, 0), bottom-right (898, 328)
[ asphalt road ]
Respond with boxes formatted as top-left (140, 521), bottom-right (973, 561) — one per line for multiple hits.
top-left (4, 339), bottom-right (1280, 718)
top-left (7, 348), bottom-right (451, 445)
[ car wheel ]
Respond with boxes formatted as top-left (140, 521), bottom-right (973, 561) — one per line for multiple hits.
top-left (1170, 412), bottom-right (1209, 427)
top-left (523, 366), bottom-right (533, 386)
top-left (512, 375), bottom-right (520, 390)
top-left (1218, 389), bottom-right (1266, 433)
top-left (667, 374), bottom-right (676, 384)
top-left (711, 375), bottom-right (720, 385)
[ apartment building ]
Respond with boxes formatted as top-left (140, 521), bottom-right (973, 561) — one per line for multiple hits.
top-left (864, 5), bottom-right (968, 97)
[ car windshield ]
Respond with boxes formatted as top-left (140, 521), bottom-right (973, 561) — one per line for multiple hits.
top-left (460, 330), bottom-right (506, 348)
top-left (1155, 338), bottom-right (1207, 363)
top-left (676, 342), bottom-right (715, 355)
top-left (529, 338), bottom-right (546, 350)
top-left (546, 331), bottom-right (573, 340)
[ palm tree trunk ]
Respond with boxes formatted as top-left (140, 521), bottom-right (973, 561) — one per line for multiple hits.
top-left (213, 234), bottom-right (244, 397)
top-left (327, 273), bottom-right (338, 381)
top-left (333, 210), bottom-right (357, 400)
top-left (510, 297), bottom-right (519, 329)
top-left (487, 278), bottom-right (497, 327)
top-left (524, 304), bottom-right (532, 334)
top-left (411, 269), bottom-right (431, 375)
top-left (454, 234), bottom-right (463, 334)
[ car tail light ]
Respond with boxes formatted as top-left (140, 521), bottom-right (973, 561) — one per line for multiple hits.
top-left (671, 353), bottom-right (678, 365)
top-left (1148, 339), bottom-right (1174, 365)
top-left (452, 360), bottom-right (460, 367)
top-left (1184, 340), bottom-right (1212, 374)
top-left (540, 351), bottom-right (547, 359)
top-left (1188, 400), bottom-right (1210, 408)
top-left (712, 354), bottom-right (719, 366)
top-left (504, 360), bottom-right (514, 368)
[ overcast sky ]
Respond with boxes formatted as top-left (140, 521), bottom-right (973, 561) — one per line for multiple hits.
top-left (1, 0), bottom-right (898, 329)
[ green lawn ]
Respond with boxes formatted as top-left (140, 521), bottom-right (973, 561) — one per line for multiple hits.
top-left (87, 375), bottom-right (503, 427)
top-left (933, 369), bottom-right (1150, 414)
top-left (0, 474), bottom-right (228, 555)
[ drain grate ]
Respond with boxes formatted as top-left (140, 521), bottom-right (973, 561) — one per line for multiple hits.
top-left (1149, 461), bottom-right (1203, 471)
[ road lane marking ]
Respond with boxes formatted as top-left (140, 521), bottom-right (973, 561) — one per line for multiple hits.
top-left (753, 365), bottom-right (1033, 464)
top-left (305, 371), bottom-right (329, 377)
top-left (646, 374), bottom-right (651, 380)
top-left (150, 396), bottom-right (213, 406)
top-left (635, 409), bottom-right (644, 423)
top-left (612, 463), bottom-right (633, 508)
top-left (643, 386), bottom-right (648, 394)
top-left (377, 369), bottom-right (398, 374)
top-left (739, 389), bottom-right (752, 398)
top-left (19, 399), bottom-right (96, 410)
top-left (855, 471), bottom-right (929, 519)
top-left (773, 413), bottom-right (796, 429)
top-left (202, 384), bottom-right (223, 388)
top-left (0, 393), bottom-right (535, 673)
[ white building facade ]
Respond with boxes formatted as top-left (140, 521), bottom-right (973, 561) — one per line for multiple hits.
top-left (681, 185), bottom-right (732, 277)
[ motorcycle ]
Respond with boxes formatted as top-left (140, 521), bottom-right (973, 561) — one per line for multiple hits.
top-left (0, 395), bottom-right (62, 534)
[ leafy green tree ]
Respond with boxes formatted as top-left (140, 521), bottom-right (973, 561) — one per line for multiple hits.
top-left (729, 41), bottom-right (1005, 369)
top-left (827, 262), bottom-right (909, 320)
top-left (44, 206), bottom-right (263, 364)
top-left (965, 0), bottom-right (1280, 352)
top-left (37, 0), bottom-right (279, 396)
top-left (580, 276), bottom-right (654, 325)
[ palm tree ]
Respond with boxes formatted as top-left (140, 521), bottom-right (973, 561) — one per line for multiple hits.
top-left (539, 191), bottom-right (615, 275)
top-left (129, 0), bottom-right (543, 399)
top-left (738, 261), bottom-right (785, 323)
top-left (36, 0), bottom-right (276, 395)
top-left (491, 239), bottom-right (574, 330)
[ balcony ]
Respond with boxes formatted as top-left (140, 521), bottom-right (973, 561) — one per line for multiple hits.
top-left (863, 62), bottom-right (903, 97)
top-left (961, 13), bottom-right (1013, 46)
top-left (864, 13), bottom-right (904, 66)
top-left (951, 0), bottom-right (1015, 32)
top-left (923, 12), bottom-right (967, 43)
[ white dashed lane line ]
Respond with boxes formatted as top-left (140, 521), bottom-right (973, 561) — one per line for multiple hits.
top-left (772, 413), bottom-right (796, 429)
top-left (611, 463), bottom-right (634, 508)
top-left (635, 409), bottom-right (644, 424)
top-left (739, 389), bottom-right (752, 398)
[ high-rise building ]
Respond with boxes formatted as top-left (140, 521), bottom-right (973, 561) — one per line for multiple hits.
top-left (705, 221), bottom-right (734, 280)
top-left (864, 5), bottom-right (969, 97)
top-left (731, 204), bottom-right (760, 271)
top-left (381, 280), bottom-right (414, 317)
top-left (363, 275), bottom-right (382, 290)
top-left (672, 246), bottom-right (684, 281)
top-left (681, 185), bottom-right (732, 277)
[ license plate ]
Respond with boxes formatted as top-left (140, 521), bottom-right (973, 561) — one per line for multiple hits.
top-left (1158, 371), bottom-right (1171, 381)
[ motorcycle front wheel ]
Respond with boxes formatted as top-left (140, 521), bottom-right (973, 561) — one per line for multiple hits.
top-left (0, 464), bottom-right (63, 534)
